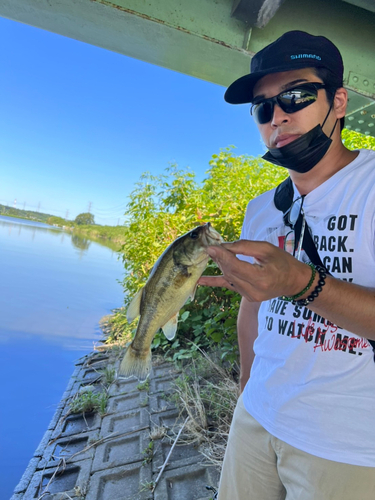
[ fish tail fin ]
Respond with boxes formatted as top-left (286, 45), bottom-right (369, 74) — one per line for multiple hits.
top-left (118, 344), bottom-right (152, 382)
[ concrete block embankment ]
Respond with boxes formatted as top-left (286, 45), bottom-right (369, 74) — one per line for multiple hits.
top-left (11, 350), bottom-right (220, 500)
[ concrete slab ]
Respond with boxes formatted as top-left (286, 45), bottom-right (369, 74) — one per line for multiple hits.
top-left (100, 408), bottom-right (149, 437)
top-left (13, 457), bottom-right (41, 494)
top-left (151, 409), bottom-right (186, 435)
top-left (152, 439), bottom-right (202, 473)
top-left (24, 459), bottom-right (92, 500)
top-left (108, 377), bottom-right (141, 396)
top-left (38, 430), bottom-right (98, 469)
top-left (149, 374), bottom-right (179, 394)
top-left (151, 363), bottom-right (180, 379)
top-left (153, 463), bottom-right (220, 500)
top-left (149, 392), bottom-right (176, 414)
top-left (107, 391), bottom-right (145, 413)
top-left (52, 410), bottom-right (102, 439)
top-left (13, 356), bottom-right (223, 500)
top-left (92, 429), bottom-right (150, 472)
top-left (86, 462), bottom-right (153, 500)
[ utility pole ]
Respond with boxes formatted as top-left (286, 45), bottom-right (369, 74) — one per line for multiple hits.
top-left (87, 201), bottom-right (92, 213)
top-left (65, 209), bottom-right (69, 220)
top-left (37, 202), bottom-right (41, 212)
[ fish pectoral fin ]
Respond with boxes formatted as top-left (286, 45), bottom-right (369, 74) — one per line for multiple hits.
top-left (188, 283), bottom-right (198, 302)
top-left (162, 313), bottom-right (179, 340)
top-left (126, 288), bottom-right (143, 323)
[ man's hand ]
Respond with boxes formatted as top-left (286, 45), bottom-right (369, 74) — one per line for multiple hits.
top-left (199, 239), bottom-right (313, 302)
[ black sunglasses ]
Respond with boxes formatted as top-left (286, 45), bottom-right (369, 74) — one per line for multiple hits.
top-left (250, 82), bottom-right (327, 125)
top-left (284, 196), bottom-right (306, 261)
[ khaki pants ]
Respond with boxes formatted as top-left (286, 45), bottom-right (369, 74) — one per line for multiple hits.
top-left (218, 394), bottom-right (375, 500)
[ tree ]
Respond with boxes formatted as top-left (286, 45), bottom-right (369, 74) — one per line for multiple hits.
top-left (74, 212), bottom-right (95, 225)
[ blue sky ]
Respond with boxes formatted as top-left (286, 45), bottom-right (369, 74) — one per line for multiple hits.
top-left (1, 16), bottom-right (264, 225)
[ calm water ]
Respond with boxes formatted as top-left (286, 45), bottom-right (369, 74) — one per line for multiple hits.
top-left (0, 216), bottom-right (124, 499)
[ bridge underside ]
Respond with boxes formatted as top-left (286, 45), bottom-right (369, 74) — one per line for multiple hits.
top-left (1, 0), bottom-right (374, 136)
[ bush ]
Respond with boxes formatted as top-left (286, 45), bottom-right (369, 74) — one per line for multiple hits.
top-left (75, 212), bottom-right (95, 225)
top-left (107, 148), bottom-right (287, 362)
top-left (106, 133), bottom-right (375, 364)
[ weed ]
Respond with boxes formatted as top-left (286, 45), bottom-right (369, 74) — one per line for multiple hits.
top-left (150, 425), bottom-right (167, 441)
top-left (74, 484), bottom-right (88, 500)
top-left (99, 366), bottom-right (116, 387)
top-left (170, 349), bottom-right (239, 468)
top-left (136, 379), bottom-right (150, 391)
top-left (70, 391), bottom-right (108, 416)
top-left (140, 396), bottom-right (149, 407)
top-left (139, 480), bottom-right (155, 492)
top-left (142, 441), bottom-right (154, 465)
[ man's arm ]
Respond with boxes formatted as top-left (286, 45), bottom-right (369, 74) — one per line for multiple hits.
top-left (238, 297), bottom-right (260, 392)
top-left (205, 240), bottom-right (375, 341)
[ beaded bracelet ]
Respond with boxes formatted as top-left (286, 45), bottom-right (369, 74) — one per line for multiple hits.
top-left (293, 265), bottom-right (327, 306)
top-left (281, 262), bottom-right (316, 303)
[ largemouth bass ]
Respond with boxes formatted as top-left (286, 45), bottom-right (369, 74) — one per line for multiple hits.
top-left (118, 222), bottom-right (223, 381)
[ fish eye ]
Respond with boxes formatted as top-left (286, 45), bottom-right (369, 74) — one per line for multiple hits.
top-left (189, 230), bottom-right (199, 240)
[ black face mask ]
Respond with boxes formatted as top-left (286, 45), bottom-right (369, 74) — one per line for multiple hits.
top-left (262, 107), bottom-right (338, 174)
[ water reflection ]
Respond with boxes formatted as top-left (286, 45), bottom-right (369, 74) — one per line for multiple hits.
top-left (71, 234), bottom-right (91, 251)
top-left (0, 214), bottom-right (124, 500)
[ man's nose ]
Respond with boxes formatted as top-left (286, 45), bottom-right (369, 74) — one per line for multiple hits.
top-left (271, 104), bottom-right (291, 127)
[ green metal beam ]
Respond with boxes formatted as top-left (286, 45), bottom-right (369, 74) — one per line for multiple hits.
top-left (1, 0), bottom-right (374, 135)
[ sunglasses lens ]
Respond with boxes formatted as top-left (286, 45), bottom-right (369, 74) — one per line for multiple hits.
top-left (278, 87), bottom-right (318, 113)
top-left (252, 101), bottom-right (273, 124)
top-left (289, 197), bottom-right (303, 226)
top-left (251, 84), bottom-right (323, 124)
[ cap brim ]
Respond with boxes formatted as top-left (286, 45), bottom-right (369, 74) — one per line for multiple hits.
top-left (224, 71), bottom-right (270, 104)
top-left (224, 60), bottom-right (325, 104)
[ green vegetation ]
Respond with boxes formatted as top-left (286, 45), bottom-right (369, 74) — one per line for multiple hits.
top-left (0, 204), bottom-right (54, 223)
top-left (168, 351), bottom-right (238, 467)
top-left (47, 215), bottom-right (74, 227)
top-left (71, 224), bottom-right (126, 249)
top-left (75, 212), bottom-right (95, 225)
top-left (137, 379), bottom-right (150, 391)
top-left (103, 132), bottom-right (375, 365)
top-left (105, 147), bottom-right (288, 363)
top-left (141, 441), bottom-right (154, 465)
top-left (342, 129), bottom-right (375, 150)
top-left (69, 390), bottom-right (108, 416)
top-left (98, 366), bottom-right (117, 387)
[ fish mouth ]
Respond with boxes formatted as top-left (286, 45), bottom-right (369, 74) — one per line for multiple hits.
top-left (202, 223), bottom-right (223, 246)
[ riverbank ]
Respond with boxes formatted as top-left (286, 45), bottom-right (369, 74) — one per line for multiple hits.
top-left (11, 349), bottom-right (220, 500)
top-left (72, 224), bottom-right (126, 249)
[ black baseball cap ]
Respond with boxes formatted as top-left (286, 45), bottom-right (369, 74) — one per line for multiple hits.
top-left (225, 30), bottom-right (344, 104)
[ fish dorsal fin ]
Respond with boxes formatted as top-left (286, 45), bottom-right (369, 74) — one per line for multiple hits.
top-left (126, 288), bottom-right (143, 323)
top-left (162, 312), bottom-right (179, 340)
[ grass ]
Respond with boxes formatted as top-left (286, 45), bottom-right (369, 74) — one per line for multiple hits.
top-left (169, 348), bottom-right (239, 468)
top-left (136, 379), bottom-right (150, 391)
top-left (99, 366), bottom-right (116, 387)
top-left (142, 441), bottom-right (154, 465)
top-left (69, 390), bottom-right (108, 416)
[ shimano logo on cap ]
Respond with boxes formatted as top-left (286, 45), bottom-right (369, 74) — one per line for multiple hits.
top-left (291, 54), bottom-right (322, 60)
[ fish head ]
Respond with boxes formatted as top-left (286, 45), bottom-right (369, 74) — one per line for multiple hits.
top-left (173, 223), bottom-right (223, 266)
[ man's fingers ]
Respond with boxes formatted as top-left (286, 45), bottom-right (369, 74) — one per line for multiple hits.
top-left (198, 275), bottom-right (232, 289)
top-left (221, 239), bottom-right (271, 259)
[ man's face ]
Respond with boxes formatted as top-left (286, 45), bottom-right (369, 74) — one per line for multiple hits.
top-left (252, 68), bottom-right (333, 149)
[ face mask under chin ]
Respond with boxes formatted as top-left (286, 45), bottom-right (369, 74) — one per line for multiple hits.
top-left (262, 124), bottom-right (333, 174)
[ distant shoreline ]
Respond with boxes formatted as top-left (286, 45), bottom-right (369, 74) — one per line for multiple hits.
top-left (0, 212), bottom-right (126, 251)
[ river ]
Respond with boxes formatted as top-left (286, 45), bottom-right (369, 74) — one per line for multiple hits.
top-left (0, 215), bottom-right (124, 499)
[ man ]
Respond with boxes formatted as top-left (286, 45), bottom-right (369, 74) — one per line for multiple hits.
top-left (199, 31), bottom-right (375, 499)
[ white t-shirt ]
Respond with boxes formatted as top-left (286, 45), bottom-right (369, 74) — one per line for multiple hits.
top-left (240, 149), bottom-right (375, 467)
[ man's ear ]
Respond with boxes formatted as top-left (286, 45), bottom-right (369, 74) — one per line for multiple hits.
top-left (333, 87), bottom-right (348, 119)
